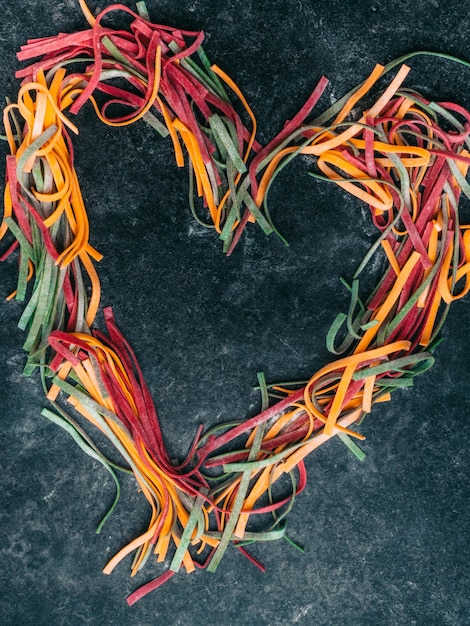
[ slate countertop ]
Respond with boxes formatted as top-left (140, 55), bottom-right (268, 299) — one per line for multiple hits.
top-left (1, 1), bottom-right (469, 625)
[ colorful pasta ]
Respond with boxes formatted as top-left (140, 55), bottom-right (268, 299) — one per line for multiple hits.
top-left (2, 0), bottom-right (470, 605)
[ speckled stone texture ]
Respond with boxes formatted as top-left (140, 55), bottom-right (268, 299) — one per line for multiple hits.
top-left (1, 1), bottom-right (469, 624)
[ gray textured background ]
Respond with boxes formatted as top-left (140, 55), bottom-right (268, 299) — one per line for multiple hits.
top-left (1, 1), bottom-right (469, 624)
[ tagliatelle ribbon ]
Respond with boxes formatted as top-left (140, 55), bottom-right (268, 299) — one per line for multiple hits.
top-left (2, 0), bottom-right (470, 607)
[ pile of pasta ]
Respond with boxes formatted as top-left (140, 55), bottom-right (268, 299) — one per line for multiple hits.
top-left (2, 0), bottom-right (470, 604)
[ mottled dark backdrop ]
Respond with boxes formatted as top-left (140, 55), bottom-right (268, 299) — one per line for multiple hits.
top-left (1, 1), bottom-right (469, 624)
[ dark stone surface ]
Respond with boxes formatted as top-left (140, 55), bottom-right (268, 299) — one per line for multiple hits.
top-left (1, 1), bottom-right (469, 624)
